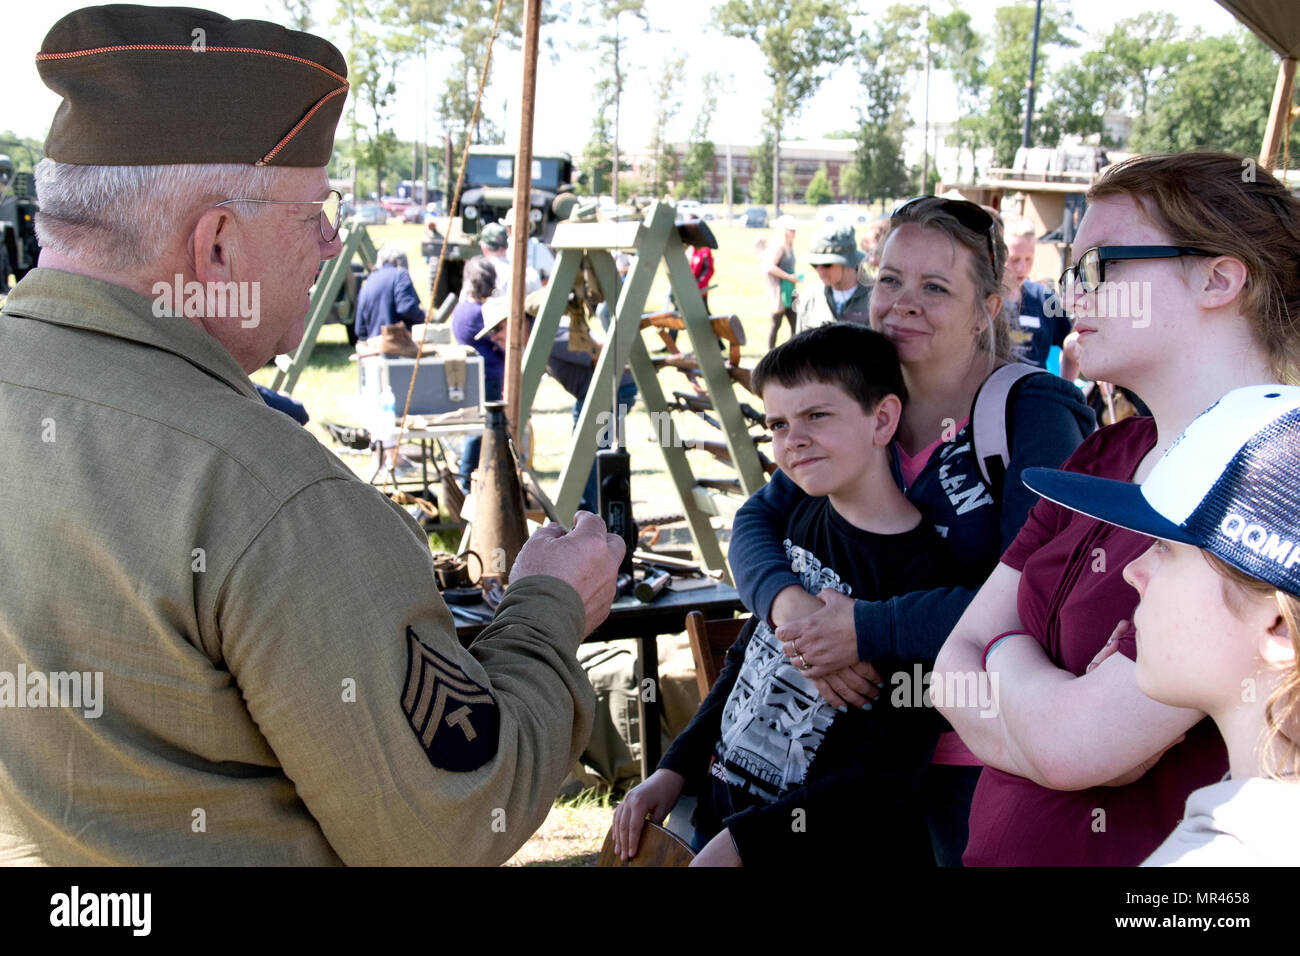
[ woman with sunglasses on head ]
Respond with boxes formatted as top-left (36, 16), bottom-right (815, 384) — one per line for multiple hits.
top-left (1019, 386), bottom-right (1300, 866)
top-left (932, 152), bottom-right (1300, 866)
top-left (728, 196), bottom-right (1095, 864)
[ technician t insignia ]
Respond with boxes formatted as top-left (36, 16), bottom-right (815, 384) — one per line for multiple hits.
top-left (401, 627), bottom-right (499, 771)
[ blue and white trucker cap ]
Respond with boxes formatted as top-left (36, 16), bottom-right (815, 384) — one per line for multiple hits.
top-left (1022, 385), bottom-right (1300, 599)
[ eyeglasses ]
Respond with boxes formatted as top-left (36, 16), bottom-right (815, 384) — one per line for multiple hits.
top-left (214, 189), bottom-right (343, 242)
top-left (892, 196), bottom-right (998, 274)
top-left (1060, 245), bottom-right (1216, 294)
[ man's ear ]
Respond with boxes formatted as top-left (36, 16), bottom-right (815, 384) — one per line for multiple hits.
top-left (1199, 255), bottom-right (1249, 310)
top-left (191, 207), bottom-right (236, 285)
top-left (872, 394), bottom-right (903, 446)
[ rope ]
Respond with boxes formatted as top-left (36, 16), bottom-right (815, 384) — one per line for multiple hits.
top-left (380, 0), bottom-right (507, 502)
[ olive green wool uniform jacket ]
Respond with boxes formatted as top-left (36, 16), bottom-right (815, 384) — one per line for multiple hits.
top-left (0, 269), bottom-right (593, 865)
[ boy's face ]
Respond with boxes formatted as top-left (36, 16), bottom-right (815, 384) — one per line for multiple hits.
top-left (763, 379), bottom-right (879, 500)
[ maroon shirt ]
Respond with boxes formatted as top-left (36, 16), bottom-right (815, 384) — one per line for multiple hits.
top-left (963, 416), bottom-right (1228, 866)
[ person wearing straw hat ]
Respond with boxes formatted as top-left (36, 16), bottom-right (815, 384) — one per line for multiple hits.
top-left (0, 3), bottom-right (623, 866)
top-left (795, 223), bottom-right (873, 333)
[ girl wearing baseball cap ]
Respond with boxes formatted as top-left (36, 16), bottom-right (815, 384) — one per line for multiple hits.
top-left (1022, 386), bottom-right (1300, 865)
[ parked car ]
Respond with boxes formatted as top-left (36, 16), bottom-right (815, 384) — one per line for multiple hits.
top-left (402, 204), bottom-right (427, 224)
top-left (352, 202), bottom-right (388, 226)
top-left (821, 203), bottom-right (868, 223)
top-left (676, 198), bottom-right (702, 218)
top-left (741, 207), bottom-right (769, 229)
top-left (379, 196), bottom-right (412, 216)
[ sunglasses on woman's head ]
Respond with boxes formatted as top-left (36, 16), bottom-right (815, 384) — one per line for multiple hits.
top-left (891, 196), bottom-right (997, 273)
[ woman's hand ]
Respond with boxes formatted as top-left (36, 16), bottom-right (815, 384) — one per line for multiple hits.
top-left (610, 769), bottom-right (685, 861)
top-left (689, 829), bottom-right (743, 867)
top-left (776, 588), bottom-right (862, 678)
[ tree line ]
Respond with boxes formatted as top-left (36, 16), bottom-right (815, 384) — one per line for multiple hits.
top-left (282, 1), bottom-right (1291, 207)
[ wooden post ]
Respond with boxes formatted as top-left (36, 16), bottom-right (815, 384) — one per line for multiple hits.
top-left (505, 0), bottom-right (542, 445)
top-left (1260, 57), bottom-right (1297, 170)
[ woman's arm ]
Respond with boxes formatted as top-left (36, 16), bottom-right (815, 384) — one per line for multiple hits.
top-left (933, 562), bottom-right (1202, 789)
top-left (730, 469), bottom-right (807, 625)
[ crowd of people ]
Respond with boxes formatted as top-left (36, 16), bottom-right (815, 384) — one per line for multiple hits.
top-left (2, 3), bottom-right (1297, 874)
top-left (615, 153), bottom-right (1300, 868)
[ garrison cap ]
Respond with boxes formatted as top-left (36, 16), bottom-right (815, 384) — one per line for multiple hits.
top-left (37, 4), bottom-right (349, 166)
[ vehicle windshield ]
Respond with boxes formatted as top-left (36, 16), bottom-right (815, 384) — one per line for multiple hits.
top-left (467, 155), bottom-right (566, 190)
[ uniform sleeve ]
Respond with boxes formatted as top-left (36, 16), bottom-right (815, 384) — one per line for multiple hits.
top-left (730, 469), bottom-right (805, 625)
top-left (216, 477), bottom-right (593, 866)
top-left (394, 271), bottom-right (425, 324)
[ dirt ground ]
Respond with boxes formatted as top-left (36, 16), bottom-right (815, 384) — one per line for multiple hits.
top-left (504, 793), bottom-right (612, 867)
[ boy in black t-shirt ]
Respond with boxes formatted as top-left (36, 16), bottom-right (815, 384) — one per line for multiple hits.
top-left (612, 324), bottom-right (956, 865)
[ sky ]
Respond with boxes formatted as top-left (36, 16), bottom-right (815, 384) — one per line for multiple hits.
top-left (1, 0), bottom-right (1248, 159)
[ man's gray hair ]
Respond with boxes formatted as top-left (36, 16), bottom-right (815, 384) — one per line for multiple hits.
top-left (1001, 215), bottom-right (1037, 241)
top-left (376, 243), bottom-right (409, 269)
top-left (34, 159), bottom-right (283, 271)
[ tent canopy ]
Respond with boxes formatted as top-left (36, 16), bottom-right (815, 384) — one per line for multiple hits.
top-left (1217, 0), bottom-right (1300, 58)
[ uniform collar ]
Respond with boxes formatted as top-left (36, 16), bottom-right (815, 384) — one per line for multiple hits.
top-left (1, 268), bottom-right (260, 401)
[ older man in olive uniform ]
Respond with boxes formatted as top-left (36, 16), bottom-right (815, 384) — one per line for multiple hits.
top-left (795, 223), bottom-right (873, 332)
top-left (0, 5), bottom-right (622, 866)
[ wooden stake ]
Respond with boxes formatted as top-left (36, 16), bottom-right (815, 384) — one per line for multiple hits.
top-left (1260, 57), bottom-right (1297, 170)
top-left (505, 0), bottom-right (542, 445)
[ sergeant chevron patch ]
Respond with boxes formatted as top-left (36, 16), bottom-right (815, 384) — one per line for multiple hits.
top-left (401, 627), bottom-right (500, 771)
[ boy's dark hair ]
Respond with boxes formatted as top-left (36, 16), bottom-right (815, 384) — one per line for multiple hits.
top-left (752, 323), bottom-right (907, 414)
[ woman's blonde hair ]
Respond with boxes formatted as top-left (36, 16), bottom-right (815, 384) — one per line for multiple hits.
top-left (1205, 552), bottom-right (1300, 779)
top-left (885, 198), bottom-right (1015, 365)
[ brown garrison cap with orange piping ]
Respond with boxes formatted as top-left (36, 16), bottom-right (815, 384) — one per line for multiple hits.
top-left (37, 4), bottom-right (348, 167)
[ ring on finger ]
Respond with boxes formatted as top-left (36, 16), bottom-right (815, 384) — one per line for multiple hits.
top-left (798, 653), bottom-right (809, 670)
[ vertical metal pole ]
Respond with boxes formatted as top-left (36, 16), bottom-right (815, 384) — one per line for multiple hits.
top-left (921, 2), bottom-right (931, 195)
top-left (506, 0), bottom-right (542, 443)
top-left (725, 141), bottom-right (734, 220)
top-left (612, 13), bottom-right (621, 205)
top-left (1022, 0), bottom-right (1043, 150)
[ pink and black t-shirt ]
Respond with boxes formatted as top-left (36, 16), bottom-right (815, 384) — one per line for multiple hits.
top-left (963, 416), bottom-right (1228, 866)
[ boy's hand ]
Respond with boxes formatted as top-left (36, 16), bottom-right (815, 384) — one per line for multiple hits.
top-left (610, 769), bottom-right (685, 861)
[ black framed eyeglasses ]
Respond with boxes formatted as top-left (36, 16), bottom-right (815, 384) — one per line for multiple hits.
top-left (892, 196), bottom-right (997, 274)
top-left (214, 188), bottom-right (343, 242)
top-left (1060, 245), bottom-right (1216, 294)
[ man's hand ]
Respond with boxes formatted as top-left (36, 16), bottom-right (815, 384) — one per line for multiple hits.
top-left (810, 661), bottom-right (882, 710)
top-left (510, 511), bottom-right (624, 635)
top-left (610, 769), bottom-right (685, 861)
top-left (689, 829), bottom-right (743, 867)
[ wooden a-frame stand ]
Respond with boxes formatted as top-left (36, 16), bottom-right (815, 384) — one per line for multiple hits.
top-left (271, 224), bottom-right (377, 394)
top-left (515, 201), bottom-right (767, 583)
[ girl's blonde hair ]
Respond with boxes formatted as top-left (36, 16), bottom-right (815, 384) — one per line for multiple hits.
top-left (1205, 552), bottom-right (1300, 779)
